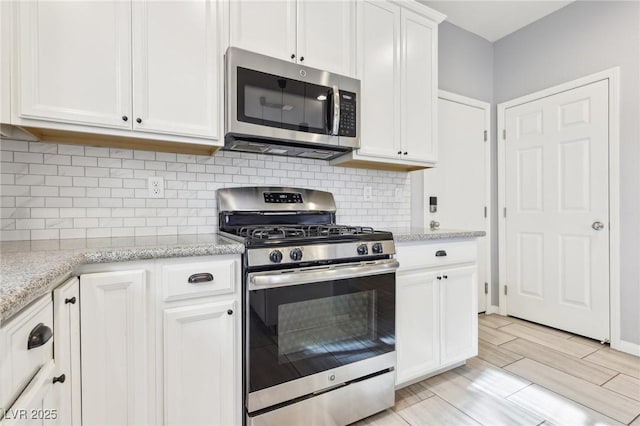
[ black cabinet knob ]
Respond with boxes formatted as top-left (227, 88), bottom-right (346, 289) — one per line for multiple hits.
top-left (136, 117), bottom-right (142, 124)
top-left (65, 297), bottom-right (76, 304)
top-left (397, 151), bottom-right (402, 155)
top-left (122, 115), bottom-right (128, 122)
top-left (437, 276), bottom-right (442, 280)
top-left (403, 152), bottom-right (408, 155)
top-left (300, 56), bottom-right (304, 62)
top-left (443, 275), bottom-right (448, 279)
top-left (227, 309), bottom-right (233, 315)
top-left (53, 374), bottom-right (66, 384)
top-left (291, 53), bottom-right (296, 59)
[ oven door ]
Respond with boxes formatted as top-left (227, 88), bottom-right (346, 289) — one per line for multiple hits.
top-left (246, 259), bottom-right (397, 413)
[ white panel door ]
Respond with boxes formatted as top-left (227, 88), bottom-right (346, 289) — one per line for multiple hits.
top-left (396, 270), bottom-right (439, 385)
top-left (132, 0), bottom-right (223, 139)
top-left (423, 96), bottom-right (488, 312)
top-left (356, 0), bottom-right (401, 158)
top-left (80, 270), bottom-right (149, 426)
top-left (15, 1), bottom-right (131, 128)
top-left (439, 266), bottom-right (478, 365)
top-left (229, 0), bottom-right (296, 62)
top-left (164, 300), bottom-right (237, 426)
top-left (504, 79), bottom-right (609, 341)
top-left (401, 8), bottom-right (436, 162)
top-left (296, 1), bottom-right (355, 76)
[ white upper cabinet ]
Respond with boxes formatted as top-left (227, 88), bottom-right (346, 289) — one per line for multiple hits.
top-left (14, 1), bottom-right (132, 129)
top-left (229, 0), bottom-right (355, 76)
top-left (132, 0), bottom-right (224, 139)
top-left (229, 0), bottom-right (297, 62)
top-left (332, 1), bottom-right (444, 171)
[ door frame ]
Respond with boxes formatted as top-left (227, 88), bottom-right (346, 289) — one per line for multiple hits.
top-left (497, 67), bottom-right (624, 351)
top-left (438, 90), bottom-right (492, 313)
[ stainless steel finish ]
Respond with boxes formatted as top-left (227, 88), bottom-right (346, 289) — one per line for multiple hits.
top-left (331, 85), bottom-right (340, 136)
top-left (430, 220), bottom-right (440, 230)
top-left (247, 351), bottom-right (395, 413)
top-left (248, 259), bottom-right (399, 290)
top-left (217, 186), bottom-right (336, 213)
top-left (225, 47), bottom-right (360, 157)
top-left (247, 239), bottom-right (396, 267)
top-left (592, 221), bottom-right (605, 230)
top-left (248, 370), bottom-right (395, 426)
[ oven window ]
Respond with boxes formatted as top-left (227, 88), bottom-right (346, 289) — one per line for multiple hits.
top-left (237, 67), bottom-right (331, 134)
top-left (248, 273), bottom-right (395, 393)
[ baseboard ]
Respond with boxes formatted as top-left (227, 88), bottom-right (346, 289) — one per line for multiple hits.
top-left (485, 305), bottom-right (500, 314)
top-left (611, 338), bottom-right (640, 356)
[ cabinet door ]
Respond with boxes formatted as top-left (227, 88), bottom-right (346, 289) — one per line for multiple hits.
top-left (164, 300), bottom-right (237, 426)
top-left (132, 0), bottom-right (224, 140)
top-left (14, 1), bottom-right (131, 128)
top-left (439, 265), bottom-right (478, 366)
top-left (229, 0), bottom-right (296, 62)
top-left (80, 270), bottom-right (149, 426)
top-left (52, 278), bottom-right (80, 426)
top-left (401, 9), bottom-right (437, 162)
top-left (356, 0), bottom-right (402, 158)
top-left (2, 360), bottom-right (56, 426)
top-left (296, 1), bottom-right (355, 76)
top-left (396, 270), bottom-right (439, 385)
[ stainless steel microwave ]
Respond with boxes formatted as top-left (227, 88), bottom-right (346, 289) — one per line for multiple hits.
top-left (225, 47), bottom-right (360, 160)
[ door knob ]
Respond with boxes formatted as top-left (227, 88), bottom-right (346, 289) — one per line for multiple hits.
top-left (592, 221), bottom-right (605, 231)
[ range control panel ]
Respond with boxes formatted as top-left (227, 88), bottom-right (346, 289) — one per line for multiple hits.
top-left (338, 91), bottom-right (357, 137)
top-left (263, 192), bottom-right (303, 204)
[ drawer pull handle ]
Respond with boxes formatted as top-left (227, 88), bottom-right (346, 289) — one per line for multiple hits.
top-left (28, 323), bottom-right (53, 350)
top-left (53, 374), bottom-right (66, 384)
top-left (188, 273), bottom-right (214, 284)
top-left (65, 297), bottom-right (76, 304)
top-left (435, 250), bottom-right (447, 257)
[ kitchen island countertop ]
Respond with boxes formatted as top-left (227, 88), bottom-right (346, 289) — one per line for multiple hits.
top-left (0, 234), bottom-right (245, 324)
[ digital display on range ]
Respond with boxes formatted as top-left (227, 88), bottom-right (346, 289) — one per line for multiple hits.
top-left (263, 192), bottom-right (303, 203)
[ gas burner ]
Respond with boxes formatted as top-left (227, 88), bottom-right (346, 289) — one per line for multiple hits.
top-left (238, 226), bottom-right (308, 240)
top-left (306, 225), bottom-right (374, 237)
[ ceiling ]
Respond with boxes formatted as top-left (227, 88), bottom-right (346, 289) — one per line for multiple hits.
top-left (419, 1), bottom-right (575, 42)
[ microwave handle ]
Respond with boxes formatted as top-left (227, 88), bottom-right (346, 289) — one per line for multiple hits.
top-left (331, 86), bottom-right (340, 136)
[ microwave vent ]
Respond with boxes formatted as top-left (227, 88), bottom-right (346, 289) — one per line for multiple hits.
top-left (229, 141), bottom-right (269, 153)
top-left (297, 151), bottom-right (335, 160)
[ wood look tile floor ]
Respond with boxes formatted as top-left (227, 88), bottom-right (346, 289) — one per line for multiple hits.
top-left (352, 314), bottom-right (640, 426)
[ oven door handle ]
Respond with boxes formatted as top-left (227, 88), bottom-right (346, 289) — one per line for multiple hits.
top-left (248, 259), bottom-right (399, 290)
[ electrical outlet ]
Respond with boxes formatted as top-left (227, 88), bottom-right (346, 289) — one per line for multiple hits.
top-left (363, 186), bottom-right (372, 201)
top-left (148, 176), bottom-right (164, 198)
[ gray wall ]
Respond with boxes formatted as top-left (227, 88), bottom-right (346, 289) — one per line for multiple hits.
top-left (494, 1), bottom-right (640, 344)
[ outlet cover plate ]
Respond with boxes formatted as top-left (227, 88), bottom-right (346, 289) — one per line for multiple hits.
top-left (148, 176), bottom-right (164, 198)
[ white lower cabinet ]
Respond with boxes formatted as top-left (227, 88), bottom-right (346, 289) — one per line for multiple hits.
top-left (396, 240), bottom-right (478, 387)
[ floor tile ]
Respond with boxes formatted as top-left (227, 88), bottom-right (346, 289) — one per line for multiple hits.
top-left (477, 339), bottom-right (523, 367)
top-left (353, 409), bottom-right (409, 426)
top-left (397, 396), bottom-right (480, 426)
top-left (393, 387), bottom-right (421, 412)
top-left (505, 358), bottom-right (640, 424)
top-left (584, 349), bottom-right (640, 379)
top-left (479, 314), bottom-right (512, 328)
top-left (498, 323), bottom-right (597, 358)
top-left (426, 370), bottom-right (544, 426)
top-left (603, 374), bottom-right (640, 401)
top-left (403, 380), bottom-right (434, 401)
top-left (479, 324), bottom-right (517, 345)
top-left (454, 357), bottom-right (531, 398)
top-left (502, 316), bottom-right (574, 339)
top-left (568, 334), bottom-right (609, 350)
top-left (501, 338), bottom-right (618, 385)
top-left (507, 384), bottom-right (625, 426)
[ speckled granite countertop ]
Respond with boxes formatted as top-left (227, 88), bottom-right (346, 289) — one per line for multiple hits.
top-left (0, 234), bottom-right (245, 324)
top-left (383, 227), bottom-right (486, 242)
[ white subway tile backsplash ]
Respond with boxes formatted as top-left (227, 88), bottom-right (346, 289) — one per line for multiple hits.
top-left (0, 139), bottom-right (411, 240)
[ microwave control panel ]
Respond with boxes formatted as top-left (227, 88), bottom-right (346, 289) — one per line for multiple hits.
top-left (338, 91), bottom-right (357, 137)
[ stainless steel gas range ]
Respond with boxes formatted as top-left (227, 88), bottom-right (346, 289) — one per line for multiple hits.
top-left (217, 186), bottom-right (398, 426)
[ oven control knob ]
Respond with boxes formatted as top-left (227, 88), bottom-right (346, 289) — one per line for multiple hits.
top-left (269, 250), bottom-right (283, 263)
top-left (290, 248), bottom-right (303, 261)
top-left (357, 244), bottom-right (368, 255)
top-left (372, 242), bottom-right (383, 254)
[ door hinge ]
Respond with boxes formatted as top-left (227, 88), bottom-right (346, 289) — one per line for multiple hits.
top-left (483, 130), bottom-right (488, 142)
top-left (503, 207), bottom-right (507, 218)
top-left (484, 206), bottom-right (487, 218)
top-left (504, 285), bottom-right (508, 295)
top-left (484, 282), bottom-right (488, 294)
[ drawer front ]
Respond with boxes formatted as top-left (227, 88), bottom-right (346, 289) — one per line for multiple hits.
top-left (0, 294), bottom-right (53, 410)
top-left (397, 240), bottom-right (477, 272)
top-left (162, 257), bottom-right (238, 302)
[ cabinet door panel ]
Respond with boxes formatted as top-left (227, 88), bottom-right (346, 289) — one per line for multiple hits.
top-left (15, 1), bottom-right (131, 128)
top-left (356, 0), bottom-right (401, 158)
top-left (164, 301), bottom-right (236, 426)
top-left (396, 270), bottom-right (439, 385)
top-left (3, 360), bottom-right (55, 426)
top-left (133, 0), bottom-right (223, 139)
top-left (229, 0), bottom-right (296, 62)
top-left (297, 1), bottom-right (355, 76)
top-left (80, 270), bottom-right (148, 426)
top-left (401, 9), bottom-right (437, 162)
top-left (440, 266), bottom-right (478, 365)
